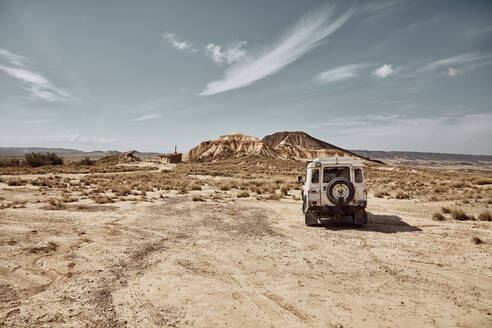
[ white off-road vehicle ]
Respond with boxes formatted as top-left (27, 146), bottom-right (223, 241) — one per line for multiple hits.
top-left (299, 157), bottom-right (367, 226)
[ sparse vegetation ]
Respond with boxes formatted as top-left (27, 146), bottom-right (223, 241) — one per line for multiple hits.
top-left (450, 207), bottom-right (472, 221)
top-left (472, 236), bottom-right (484, 245)
top-left (76, 157), bottom-right (95, 165)
top-left (432, 212), bottom-right (445, 221)
top-left (478, 211), bottom-right (491, 221)
top-left (237, 191), bottom-right (249, 198)
top-left (25, 152), bottom-right (63, 167)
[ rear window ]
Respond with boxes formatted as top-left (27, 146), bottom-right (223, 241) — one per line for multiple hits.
top-left (311, 169), bottom-right (319, 184)
top-left (354, 169), bottom-right (363, 183)
top-left (323, 167), bottom-right (349, 183)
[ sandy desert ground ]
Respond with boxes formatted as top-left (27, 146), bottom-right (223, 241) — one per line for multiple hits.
top-left (0, 162), bottom-right (491, 328)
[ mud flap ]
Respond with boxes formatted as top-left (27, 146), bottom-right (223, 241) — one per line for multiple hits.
top-left (305, 211), bottom-right (319, 226)
top-left (354, 211), bottom-right (368, 225)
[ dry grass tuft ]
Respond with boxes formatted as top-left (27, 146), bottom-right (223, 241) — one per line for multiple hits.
top-left (236, 191), bottom-right (249, 198)
top-left (450, 207), bottom-right (473, 221)
top-left (47, 198), bottom-right (65, 210)
top-left (92, 195), bottom-right (114, 204)
top-left (472, 236), bottom-right (484, 245)
top-left (432, 212), bottom-right (445, 221)
top-left (478, 211), bottom-right (491, 221)
top-left (441, 206), bottom-right (451, 214)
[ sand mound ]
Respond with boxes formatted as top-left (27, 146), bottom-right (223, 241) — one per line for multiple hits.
top-left (183, 133), bottom-right (279, 161)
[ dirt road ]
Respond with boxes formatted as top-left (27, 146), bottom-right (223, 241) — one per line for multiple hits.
top-left (0, 194), bottom-right (491, 327)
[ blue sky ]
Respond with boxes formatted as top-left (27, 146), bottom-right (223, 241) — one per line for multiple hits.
top-left (0, 0), bottom-right (491, 154)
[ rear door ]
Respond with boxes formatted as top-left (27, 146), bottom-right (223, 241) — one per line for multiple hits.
top-left (321, 166), bottom-right (350, 205)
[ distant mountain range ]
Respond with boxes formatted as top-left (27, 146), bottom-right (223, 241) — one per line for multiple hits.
top-left (1, 138), bottom-right (491, 167)
top-left (350, 150), bottom-right (492, 162)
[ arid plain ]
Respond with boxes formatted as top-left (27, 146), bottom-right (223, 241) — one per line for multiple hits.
top-left (1, 151), bottom-right (491, 327)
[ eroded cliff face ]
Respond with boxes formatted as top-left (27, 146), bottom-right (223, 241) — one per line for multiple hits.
top-left (184, 131), bottom-right (369, 162)
top-left (183, 133), bottom-right (279, 161)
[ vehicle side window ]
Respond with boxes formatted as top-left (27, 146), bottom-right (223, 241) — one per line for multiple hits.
top-left (354, 169), bottom-right (363, 183)
top-left (311, 169), bottom-right (319, 184)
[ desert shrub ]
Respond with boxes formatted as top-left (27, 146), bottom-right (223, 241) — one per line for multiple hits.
top-left (92, 195), bottom-right (114, 204)
top-left (115, 186), bottom-right (131, 196)
top-left (450, 208), bottom-right (472, 221)
top-left (7, 178), bottom-right (26, 186)
top-left (76, 157), bottom-right (95, 166)
top-left (190, 182), bottom-right (202, 191)
top-left (441, 206), bottom-right (451, 214)
top-left (237, 191), bottom-right (249, 198)
top-left (478, 211), bottom-right (491, 221)
top-left (472, 237), bottom-right (484, 244)
top-left (47, 198), bottom-right (65, 210)
top-left (433, 186), bottom-right (446, 194)
top-left (0, 159), bottom-right (22, 167)
top-left (375, 190), bottom-right (390, 198)
top-left (432, 212), bottom-right (445, 221)
top-left (395, 191), bottom-right (410, 199)
top-left (268, 192), bottom-right (282, 200)
top-left (280, 185), bottom-right (289, 196)
top-left (25, 152), bottom-right (63, 167)
top-left (476, 178), bottom-right (492, 185)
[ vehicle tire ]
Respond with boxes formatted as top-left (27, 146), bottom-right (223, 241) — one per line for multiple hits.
top-left (305, 211), bottom-right (319, 226)
top-left (326, 177), bottom-right (355, 206)
top-left (302, 196), bottom-right (306, 213)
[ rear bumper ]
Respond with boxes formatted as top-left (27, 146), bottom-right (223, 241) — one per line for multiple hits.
top-left (308, 204), bottom-right (366, 217)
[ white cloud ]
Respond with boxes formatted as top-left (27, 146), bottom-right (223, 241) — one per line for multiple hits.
top-left (0, 64), bottom-right (74, 102)
top-left (128, 113), bottom-right (162, 122)
top-left (205, 41), bottom-right (247, 65)
top-left (447, 67), bottom-right (461, 76)
top-left (0, 48), bottom-right (29, 67)
top-left (419, 52), bottom-right (490, 72)
top-left (371, 64), bottom-right (394, 78)
top-left (162, 32), bottom-right (197, 52)
top-left (317, 64), bottom-right (366, 83)
top-left (23, 119), bottom-right (51, 124)
top-left (57, 134), bottom-right (118, 144)
top-left (199, 6), bottom-right (353, 96)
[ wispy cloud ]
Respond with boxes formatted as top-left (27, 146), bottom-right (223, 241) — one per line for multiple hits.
top-left (0, 48), bottom-right (29, 67)
top-left (360, 0), bottom-right (403, 14)
top-left (419, 52), bottom-right (490, 72)
top-left (398, 17), bottom-right (440, 33)
top-left (0, 63), bottom-right (74, 102)
top-left (23, 119), bottom-right (51, 124)
top-left (199, 6), bottom-right (353, 96)
top-left (371, 64), bottom-right (394, 78)
top-left (57, 134), bottom-right (118, 144)
top-left (162, 32), bottom-right (197, 52)
top-left (317, 64), bottom-right (366, 83)
top-left (205, 41), bottom-right (247, 65)
top-left (128, 113), bottom-right (162, 122)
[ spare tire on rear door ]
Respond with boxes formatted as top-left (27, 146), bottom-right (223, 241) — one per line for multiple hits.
top-left (326, 177), bottom-right (355, 206)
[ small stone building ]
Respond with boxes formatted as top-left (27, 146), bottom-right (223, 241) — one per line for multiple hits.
top-left (159, 153), bottom-right (182, 163)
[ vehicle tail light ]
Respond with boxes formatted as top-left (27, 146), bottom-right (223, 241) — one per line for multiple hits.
top-left (363, 188), bottom-right (367, 193)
